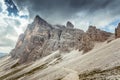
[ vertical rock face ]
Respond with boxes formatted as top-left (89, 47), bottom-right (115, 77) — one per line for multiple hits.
top-left (10, 15), bottom-right (112, 63)
top-left (115, 23), bottom-right (120, 38)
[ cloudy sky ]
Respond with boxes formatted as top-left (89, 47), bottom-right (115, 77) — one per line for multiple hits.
top-left (0, 0), bottom-right (120, 53)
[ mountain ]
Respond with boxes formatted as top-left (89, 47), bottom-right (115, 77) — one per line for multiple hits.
top-left (1, 15), bottom-right (120, 80)
top-left (10, 15), bottom-right (112, 64)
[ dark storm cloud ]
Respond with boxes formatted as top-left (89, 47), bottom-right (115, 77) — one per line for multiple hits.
top-left (13, 0), bottom-right (116, 13)
top-left (13, 0), bottom-right (72, 18)
top-left (70, 0), bottom-right (112, 10)
top-left (13, 0), bottom-right (120, 25)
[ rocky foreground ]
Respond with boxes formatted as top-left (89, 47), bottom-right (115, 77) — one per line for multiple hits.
top-left (0, 15), bottom-right (120, 80)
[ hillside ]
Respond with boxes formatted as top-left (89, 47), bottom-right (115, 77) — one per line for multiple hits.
top-left (0, 15), bottom-right (120, 80)
top-left (0, 38), bottom-right (120, 80)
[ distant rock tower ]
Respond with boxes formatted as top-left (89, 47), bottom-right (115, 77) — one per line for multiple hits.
top-left (66, 21), bottom-right (74, 29)
top-left (115, 23), bottom-right (120, 38)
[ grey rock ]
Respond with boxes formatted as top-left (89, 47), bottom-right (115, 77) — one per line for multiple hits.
top-left (115, 23), bottom-right (120, 38)
top-left (66, 21), bottom-right (74, 29)
top-left (10, 15), bottom-right (112, 63)
top-left (77, 26), bottom-right (112, 53)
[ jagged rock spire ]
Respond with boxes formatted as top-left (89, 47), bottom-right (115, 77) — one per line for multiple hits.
top-left (34, 15), bottom-right (47, 24)
top-left (33, 15), bottom-right (53, 29)
top-left (66, 21), bottom-right (74, 29)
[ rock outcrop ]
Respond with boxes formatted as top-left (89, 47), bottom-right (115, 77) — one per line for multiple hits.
top-left (10, 15), bottom-right (84, 63)
top-left (10, 15), bottom-right (112, 63)
top-left (66, 21), bottom-right (74, 29)
top-left (86, 26), bottom-right (112, 41)
top-left (78, 26), bottom-right (112, 53)
top-left (115, 23), bottom-right (120, 38)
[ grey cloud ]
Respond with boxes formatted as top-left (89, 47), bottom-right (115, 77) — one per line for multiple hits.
top-left (0, 38), bottom-right (15, 47)
top-left (0, 19), bottom-right (19, 47)
top-left (0, 3), bottom-right (2, 12)
top-left (0, 24), bottom-right (18, 37)
top-left (13, 0), bottom-right (120, 27)
top-left (13, 0), bottom-right (118, 14)
top-left (69, 0), bottom-right (113, 10)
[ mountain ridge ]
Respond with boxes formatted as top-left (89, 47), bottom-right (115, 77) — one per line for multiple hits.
top-left (10, 15), bottom-right (112, 64)
top-left (1, 15), bottom-right (120, 80)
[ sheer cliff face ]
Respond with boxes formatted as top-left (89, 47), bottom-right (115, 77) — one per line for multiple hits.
top-left (10, 15), bottom-right (112, 63)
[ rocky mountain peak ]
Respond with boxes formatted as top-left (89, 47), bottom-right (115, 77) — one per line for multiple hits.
top-left (115, 23), bottom-right (120, 38)
top-left (118, 23), bottom-right (120, 28)
top-left (87, 26), bottom-right (97, 32)
top-left (88, 25), bottom-right (96, 29)
top-left (34, 15), bottom-right (46, 23)
top-left (78, 25), bottom-right (112, 53)
top-left (34, 15), bottom-right (41, 20)
top-left (66, 21), bottom-right (74, 29)
top-left (10, 15), bottom-right (113, 64)
top-left (32, 15), bottom-right (53, 30)
top-left (88, 25), bottom-right (111, 40)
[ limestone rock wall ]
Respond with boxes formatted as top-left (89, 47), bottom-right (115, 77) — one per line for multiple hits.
top-left (10, 15), bottom-right (112, 63)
